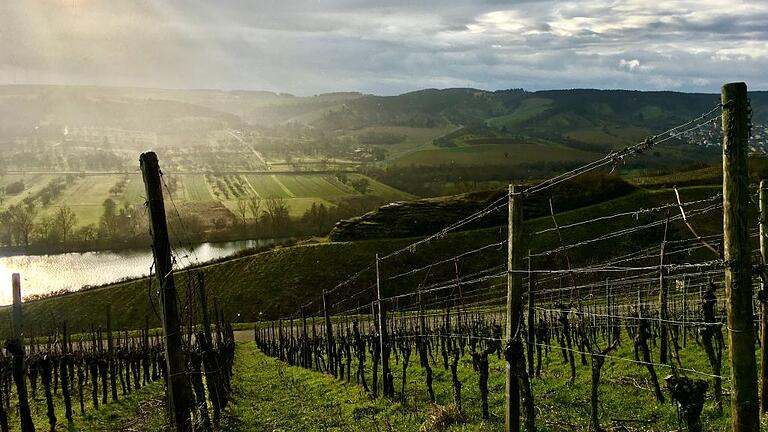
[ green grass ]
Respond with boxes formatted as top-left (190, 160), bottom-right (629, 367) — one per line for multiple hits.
top-left (486, 98), bottom-right (553, 130)
top-left (224, 343), bottom-right (423, 431)
top-left (121, 176), bottom-right (147, 203)
top-left (5, 378), bottom-right (166, 431)
top-left (182, 174), bottom-right (214, 202)
top-left (348, 125), bottom-right (458, 160)
top-left (230, 335), bottom-right (767, 431)
top-left (392, 144), bottom-right (599, 167)
top-left (564, 126), bottom-right (650, 149)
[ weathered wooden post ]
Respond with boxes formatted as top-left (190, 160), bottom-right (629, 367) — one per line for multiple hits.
top-left (9, 273), bottom-right (35, 432)
top-left (106, 304), bottom-right (118, 402)
top-left (527, 251), bottom-right (535, 378)
top-left (761, 179), bottom-right (768, 414)
top-left (12, 274), bottom-right (22, 340)
top-left (322, 290), bottom-right (335, 376)
top-left (659, 215), bottom-right (670, 364)
top-left (506, 185), bottom-right (524, 432)
top-left (140, 151), bottom-right (193, 431)
top-left (196, 272), bottom-right (221, 427)
top-left (722, 82), bottom-right (759, 431)
top-left (375, 254), bottom-right (391, 397)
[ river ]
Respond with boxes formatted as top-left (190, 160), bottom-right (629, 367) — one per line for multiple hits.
top-left (0, 239), bottom-right (282, 306)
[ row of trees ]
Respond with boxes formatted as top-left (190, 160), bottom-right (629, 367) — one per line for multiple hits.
top-left (0, 198), bottom-right (149, 249)
top-left (0, 193), bottom-right (389, 252)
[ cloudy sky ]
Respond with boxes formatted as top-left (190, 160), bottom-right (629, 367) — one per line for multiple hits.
top-left (1, 0), bottom-right (766, 95)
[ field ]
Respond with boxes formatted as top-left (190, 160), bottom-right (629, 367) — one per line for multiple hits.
top-left (485, 97), bottom-right (553, 129)
top-left (392, 143), bottom-right (600, 167)
top-left (564, 126), bottom-right (651, 149)
top-left (0, 171), bottom-right (414, 228)
top-left (346, 125), bottom-right (459, 160)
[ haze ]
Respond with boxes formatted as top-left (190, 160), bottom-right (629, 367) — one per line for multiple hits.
top-left (1, 0), bottom-right (767, 95)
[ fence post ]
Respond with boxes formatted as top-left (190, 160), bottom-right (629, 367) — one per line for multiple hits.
top-left (527, 250), bottom-right (535, 378)
top-left (9, 274), bottom-right (34, 432)
top-left (375, 254), bottom-right (391, 397)
top-left (140, 151), bottom-right (193, 431)
top-left (505, 185), bottom-right (524, 432)
top-left (12, 273), bottom-right (22, 340)
top-left (722, 82), bottom-right (759, 432)
top-left (761, 179), bottom-right (768, 414)
top-left (659, 215), bottom-right (670, 364)
top-left (106, 304), bottom-right (117, 402)
top-left (322, 290), bottom-right (335, 376)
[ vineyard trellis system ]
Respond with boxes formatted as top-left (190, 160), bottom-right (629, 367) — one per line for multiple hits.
top-left (253, 83), bottom-right (764, 432)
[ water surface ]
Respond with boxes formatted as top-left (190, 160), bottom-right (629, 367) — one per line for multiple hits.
top-left (0, 239), bottom-right (279, 305)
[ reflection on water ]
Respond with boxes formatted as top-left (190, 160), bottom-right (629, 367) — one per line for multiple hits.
top-left (0, 239), bottom-right (280, 306)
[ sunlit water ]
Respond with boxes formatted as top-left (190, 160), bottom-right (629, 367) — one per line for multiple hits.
top-left (0, 239), bottom-right (281, 305)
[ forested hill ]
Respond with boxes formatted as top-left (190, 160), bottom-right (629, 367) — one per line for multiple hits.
top-left (313, 87), bottom-right (768, 133)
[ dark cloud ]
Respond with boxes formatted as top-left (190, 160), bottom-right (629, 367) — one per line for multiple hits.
top-left (0, 0), bottom-right (766, 94)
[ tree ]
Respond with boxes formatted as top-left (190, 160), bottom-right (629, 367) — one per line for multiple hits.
top-left (351, 178), bottom-right (370, 194)
top-left (263, 196), bottom-right (290, 237)
top-left (236, 198), bottom-right (249, 225)
top-left (55, 206), bottom-right (78, 243)
top-left (9, 203), bottom-right (37, 247)
top-left (248, 196), bottom-right (262, 220)
top-left (99, 198), bottom-right (118, 239)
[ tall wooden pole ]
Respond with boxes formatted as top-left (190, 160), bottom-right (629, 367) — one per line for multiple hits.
top-left (761, 179), bottom-right (768, 414)
top-left (659, 215), bottom-right (670, 364)
top-left (506, 185), bottom-right (524, 432)
top-left (323, 290), bottom-right (335, 376)
top-left (722, 82), bottom-right (759, 432)
top-left (526, 250), bottom-right (535, 378)
top-left (140, 151), bottom-right (192, 431)
top-left (9, 273), bottom-right (34, 432)
top-left (12, 273), bottom-right (22, 340)
top-left (375, 254), bottom-right (390, 397)
top-left (106, 304), bottom-right (117, 401)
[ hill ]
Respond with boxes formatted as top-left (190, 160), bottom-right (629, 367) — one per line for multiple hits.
top-left (0, 174), bottom-right (728, 335)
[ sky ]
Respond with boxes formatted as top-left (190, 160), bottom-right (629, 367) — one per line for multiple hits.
top-left (1, 0), bottom-right (767, 95)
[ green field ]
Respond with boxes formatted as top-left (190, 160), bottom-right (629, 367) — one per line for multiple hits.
top-left (486, 97), bottom-right (553, 129)
top-left (348, 125), bottom-right (458, 160)
top-left (565, 126), bottom-right (650, 149)
top-left (1, 171), bottom-right (413, 226)
top-left (393, 143), bottom-right (600, 167)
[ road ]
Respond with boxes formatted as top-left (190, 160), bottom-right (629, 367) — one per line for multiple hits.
top-left (225, 130), bottom-right (270, 169)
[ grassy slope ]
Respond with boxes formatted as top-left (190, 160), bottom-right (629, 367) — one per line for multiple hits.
top-left (0, 184), bottom-right (723, 336)
top-left (229, 341), bottom-right (768, 431)
top-left (5, 380), bottom-right (166, 431)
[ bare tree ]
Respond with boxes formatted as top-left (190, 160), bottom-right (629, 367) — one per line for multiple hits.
top-left (9, 203), bottom-right (37, 247)
top-left (55, 206), bottom-right (78, 243)
top-left (263, 196), bottom-right (290, 237)
top-left (247, 196), bottom-right (262, 220)
top-left (236, 198), bottom-right (248, 225)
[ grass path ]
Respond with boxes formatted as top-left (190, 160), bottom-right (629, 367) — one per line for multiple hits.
top-left (223, 344), bottom-right (423, 432)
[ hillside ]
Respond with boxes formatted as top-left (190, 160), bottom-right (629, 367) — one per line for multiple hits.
top-left (0, 179), bottom-right (726, 336)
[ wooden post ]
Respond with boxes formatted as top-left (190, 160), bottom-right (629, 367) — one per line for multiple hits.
top-left (322, 290), bottom-right (334, 376)
top-left (12, 273), bottom-right (22, 340)
top-left (527, 251), bottom-right (535, 378)
top-left (140, 151), bottom-right (192, 431)
top-left (659, 215), bottom-right (670, 364)
top-left (196, 272), bottom-right (221, 427)
top-left (760, 179), bottom-right (768, 414)
top-left (375, 254), bottom-right (391, 397)
top-left (106, 304), bottom-right (117, 402)
top-left (9, 274), bottom-right (34, 432)
top-left (506, 185), bottom-right (524, 432)
top-left (722, 82), bottom-right (759, 431)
